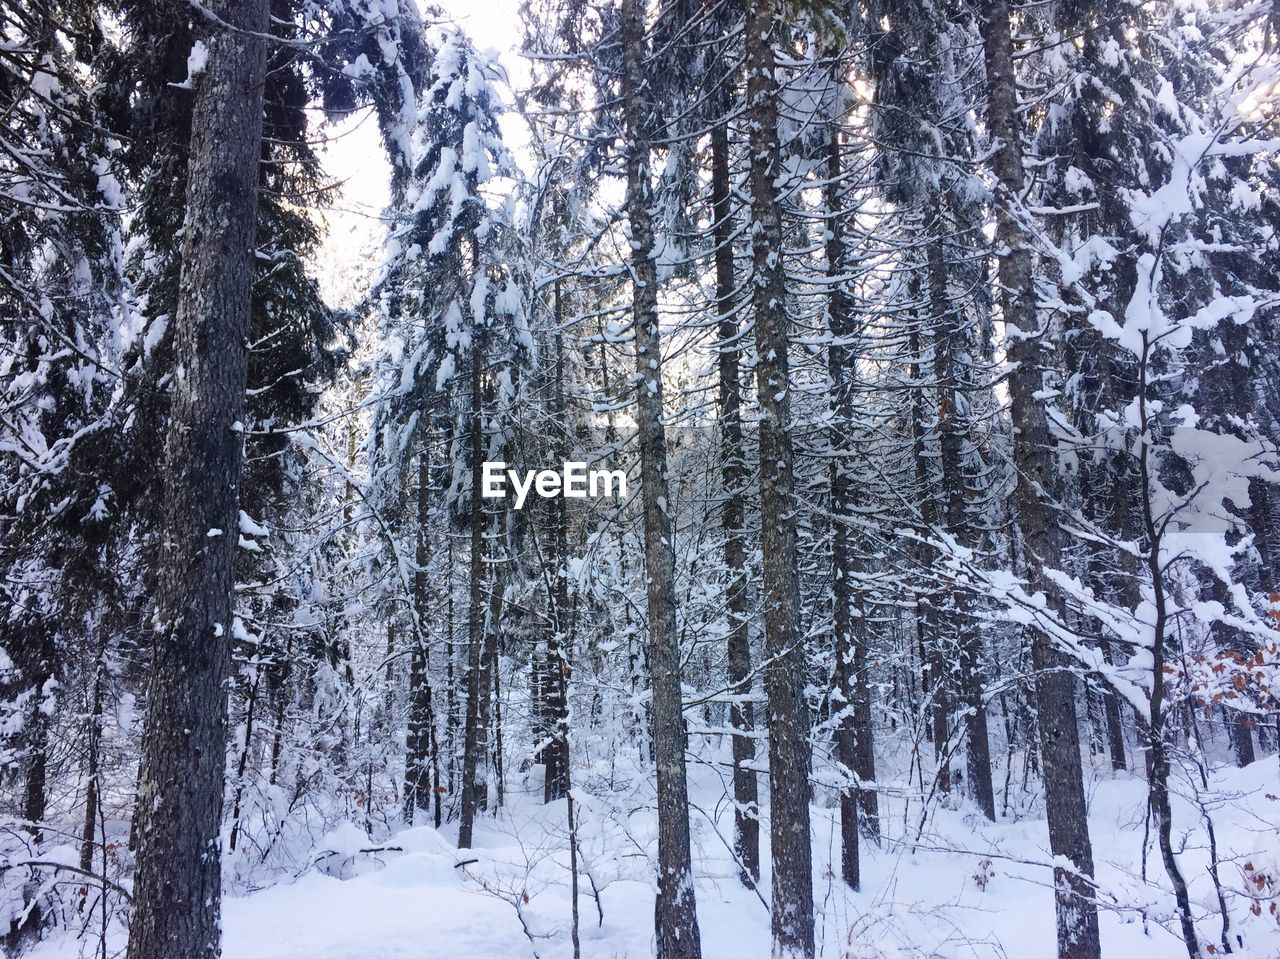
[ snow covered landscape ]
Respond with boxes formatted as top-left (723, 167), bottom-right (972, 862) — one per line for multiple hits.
top-left (213, 760), bottom-right (1280, 959)
top-left (3, 0), bottom-right (1279, 958)
top-left (19, 754), bottom-right (1280, 958)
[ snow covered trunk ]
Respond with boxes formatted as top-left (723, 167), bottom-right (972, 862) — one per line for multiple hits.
top-left (908, 315), bottom-right (951, 795)
top-left (405, 449), bottom-right (436, 825)
top-left (621, 1), bottom-right (703, 954)
top-left (825, 120), bottom-right (872, 889)
top-left (979, 2), bottom-right (1101, 957)
top-left (80, 665), bottom-right (105, 872)
top-left (745, 1), bottom-right (815, 954)
top-left (459, 321), bottom-right (494, 849)
top-left (927, 235), bottom-right (996, 822)
top-left (543, 312), bottom-right (572, 805)
top-left (13, 627), bottom-right (52, 837)
top-left (125, 0), bottom-right (269, 956)
top-left (711, 97), bottom-right (760, 887)
top-left (1134, 341), bottom-right (1200, 959)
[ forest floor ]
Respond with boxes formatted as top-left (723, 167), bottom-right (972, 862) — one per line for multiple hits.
top-left (28, 752), bottom-right (1280, 958)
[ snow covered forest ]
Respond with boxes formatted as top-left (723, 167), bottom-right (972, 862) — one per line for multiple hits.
top-left (3, 0), bottom-right (1280, 956)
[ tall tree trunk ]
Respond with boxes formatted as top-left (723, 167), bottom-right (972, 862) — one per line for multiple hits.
top-left (979, 4), bottom-right (1101, 956)
top-left (825, 121), bottom-right (873, 889)
top-left (405, 450), bottom-right (435, 823)
top-left (851, 621), bottom-right (879, 846)
top-left (621, 1), bottom-right (703, 954)
top-left (544, 298), bottom-right (572, 804)
top-left (484, 557), bottom-right (505, 810)
top-left (125, 1), bottom-right (268, 955)
top-left (1101, 642), bottom-right (1128, 771)
top-left (6, 625), bottom-right (52, 948)
top-left (927, 235), bottom-right (996, 821)
top-left (80, 667), bottom-right (103, 872)
top-left (20, 634), bottom-right (51, 841)
top-left (1135, 348), bottom-right (1199, 959)
top-left (404, 647), bottom-right (435, 821)
top-left (227, 675), bottom-right (260, 852)
top-left (909, 315), bottom-right (951, 795)
top-left (267, 631), bottom-right (294, 789)
top-left (711, 91), bottom-right (760, 886)
top-left (745, 2), bottom-right (815, 953)
top-left (446, 536), bottom-right (459, 797)
top-left (458, 328), bottom-right (491, 848)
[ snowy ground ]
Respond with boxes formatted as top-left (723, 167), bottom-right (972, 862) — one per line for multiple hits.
top-left (28, 752), bottom-right (1280, 959)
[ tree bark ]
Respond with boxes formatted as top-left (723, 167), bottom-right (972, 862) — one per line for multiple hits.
top-left (711, 91), bottom-right (760, 886)
top-left (80, 668), bottom-right (103, 872)
top-left (125, 1), bottom-right (268, 955)
top-left (226, 675), bottom-right (259, 852)
top-left (543, 298), bottom-right (572, 804)
top-left (909, 315), bottom-right (951, 796)
top-left (1101, 642), bottom-right (1128, 771)
top-left (745, 2), bottom-right (815, 954)
top-left (1134, 345), bottom-right (1199, 959)
top-left (1230, 710), bottom-right (1256, 767)
top-left (19, 628), bottom-right (52, 841)
top-left (980, 3), bottom-right (1101, 956)
top-left (825, 120), bottom-right (877, 889)
top-left (927, 235), bottom-right (996, 821)
top-left (621, 1), bottom-right (703, 954)
top-left (405, 450), bottom-right (435, 823)
top-left (458, 326), bottom-right (492, 848)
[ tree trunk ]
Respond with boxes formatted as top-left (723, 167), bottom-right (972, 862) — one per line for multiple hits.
top-left (927, 235), bottom-right (996, 821)
top-left (227, 675), bottom-right (259, 852)
top-left (485, 564), bottom-right (505, 810)
top-left (711, 91), bottom-right (760, 886)
top-left (621, 1), bottom-right (703, 954)
top-left (21, 643), bottom-right (50, 841)
top-left (825, 120), bottom-right (875, 888)
top-left (909, 315), bottom-right (951, 796)
top-left (1135, 350), bottom-right (1199, 959)
top-left (459, 327), bottom-right (491, 848)
top-left (543, 302), bottom-right (572, 804)
top-left (1230, 710), bottom-right (1256, 767)
top-left (405, 450), bottom-right (435, 823)
top-left (125, 1), bottom-right (268, 955)
top-left (80, 668), bottom-right (103, 872)
top-left (404, 648), bottom-right (435, 821)
top-left (980, 3), bottom-right (1101, 956)
top-left (1101, 642), bottom-right (1128, 771)
top-left (745, 2), bottom-right (815, 953)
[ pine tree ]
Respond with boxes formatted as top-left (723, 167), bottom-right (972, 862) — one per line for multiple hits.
top-left (0, 0), bottom-right (124, 835)
top-left (368, 26), bottom-right (530, 843)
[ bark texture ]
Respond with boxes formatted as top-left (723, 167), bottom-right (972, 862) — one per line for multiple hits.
top-left (745, 1), bottom-right (815, 953)
top-left (927, 236), bottom-right (996, 822)
top-left (622, 1), bottom-right (703, 954)
top-left (459, 294), bottom-right (499, 847)
top-left (404, 448), bottom-right (436, 824)
top-left (980, 3), bottom-right (1101, 956)
top-left (543, 308), bottom-right (572, 804)
top-left (125, 2), bottom-right (269, 955)
top-left (1136, 349), bottom-right (1199, 959)
top-left (711, 97), bottom-right (760, 886)
top-left (825, 121), bottom-right (876, 889)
